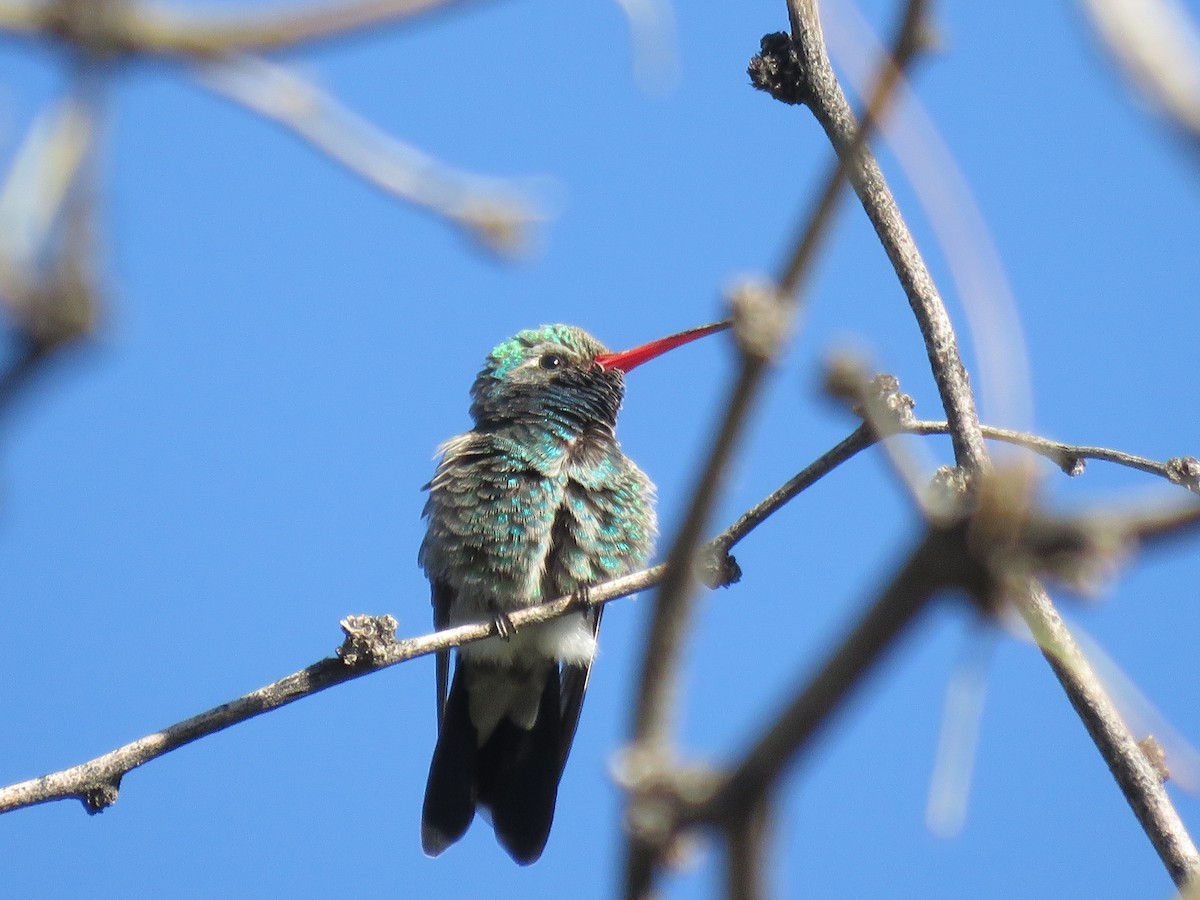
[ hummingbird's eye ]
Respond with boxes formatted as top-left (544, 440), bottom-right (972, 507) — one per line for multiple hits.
top-left (539, 353), bottom-right (565, 370)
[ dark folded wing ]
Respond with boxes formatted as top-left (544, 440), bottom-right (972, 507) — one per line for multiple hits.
top-left (431, 579), bottom-right (454, 727)
top-left (556, 604), bottom-right (602, 775)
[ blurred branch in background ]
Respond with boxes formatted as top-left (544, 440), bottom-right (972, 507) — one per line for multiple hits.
top-left (0, 0), bottom-right (541, 405)
top-left (1078, 0), bottom-right (1200, 153)
top-left (0, 68), bottom-right (105, 416)
top-left (0, 0), bottom-right (484, 55)
top-left (744, 0), bottom-right (1200, 892)
top-left (196, 55), bottom-right (540, 256)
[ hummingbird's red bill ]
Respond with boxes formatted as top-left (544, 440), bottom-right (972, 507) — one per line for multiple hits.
top-left (594, 320), bottom-right (731, 373)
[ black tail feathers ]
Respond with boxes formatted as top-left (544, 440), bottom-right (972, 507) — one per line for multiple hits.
top-left (421, 666), bottom-right (477, 857)
top-left (422, 664), bottom-right (565, 865)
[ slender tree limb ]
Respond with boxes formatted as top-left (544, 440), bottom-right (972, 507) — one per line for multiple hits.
top-left (622, 5), bottom-right (931, 896)
top-left (716, 404), bottom-right (1200, 561)
top-left (725, 797), bottom-right (773, 900)
top-left (0, 565), bottom-right (661, 815)
top-left (706, 522), bottom-right (979, 823)
top-left (768, 0), bottom-right (988, 474)
top-left (758, 0), bottom-right (1200, 887)
top-left (194, 55), bottom-right (538, 256)
top-left (1018, 584), bottom-right (1200, 884)
top-left (0, 0), bottom-right (484, 56)
top-left (910, 422), bottom-right (1200, 491)
top-left (1077, 0), bottom-right (1200, 154)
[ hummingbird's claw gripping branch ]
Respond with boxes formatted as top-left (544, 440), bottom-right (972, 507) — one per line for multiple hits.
top-left (569, 586), bottom-right (592, 612)
top-left (490, 610), bottom-right (516, 642)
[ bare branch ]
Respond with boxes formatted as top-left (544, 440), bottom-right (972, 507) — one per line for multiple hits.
top-left (621, 4), bottom-right (931, 895)
top-left (707, 522), bottom-right (978, 823)
top-left (909, 422), bottom-right (1200, 493)
top-left (1019, 583), bottom-right (1200, 884)
top-left (753, 0), bottom-right (1200, 885)
top-left (756, 0), bottom-right (987, 472)
top-left (0, 565), bottom-right (662, 815)
top-left (1078, 0), bottom-right (1200, 152)
top-left (193, 55), bottom-right (539, 257)
top-left (0, 68), bottom-right (106, 416)
top-left (0, 0), bottom-right (486, 56)
top-left (714, 392), bottom-right (1200, 562)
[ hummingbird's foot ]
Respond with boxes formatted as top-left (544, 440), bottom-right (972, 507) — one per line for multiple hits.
top-left (492, 611), bottom-right (517, 641)
top-left (570, 586), bottom-right (592, 611)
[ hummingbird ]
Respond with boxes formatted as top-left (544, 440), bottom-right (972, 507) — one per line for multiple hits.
top-left (419, 320), bottom-right (729, 864)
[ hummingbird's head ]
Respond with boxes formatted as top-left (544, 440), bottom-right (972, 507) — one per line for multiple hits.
top-left (470, 324), bottom-right (625, 433)
top-left (468, 320), bottom-right (731, 434)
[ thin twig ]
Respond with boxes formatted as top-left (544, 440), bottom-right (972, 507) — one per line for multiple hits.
top-left (714, 410), bottom-right (1200, 566)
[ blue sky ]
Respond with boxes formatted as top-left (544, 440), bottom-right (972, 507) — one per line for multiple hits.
top-left (3, 1), bottom-right (1200, 897)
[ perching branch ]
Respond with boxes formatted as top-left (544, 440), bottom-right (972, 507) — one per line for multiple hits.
top-left (716, 413), bottom-right (1200, 557)
top-left (0, 566), bottom-right (660, 815)
top-left (0, 377), bottom-right (1195, 832)
top-left (0, 406), bottom-right (875, 816)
